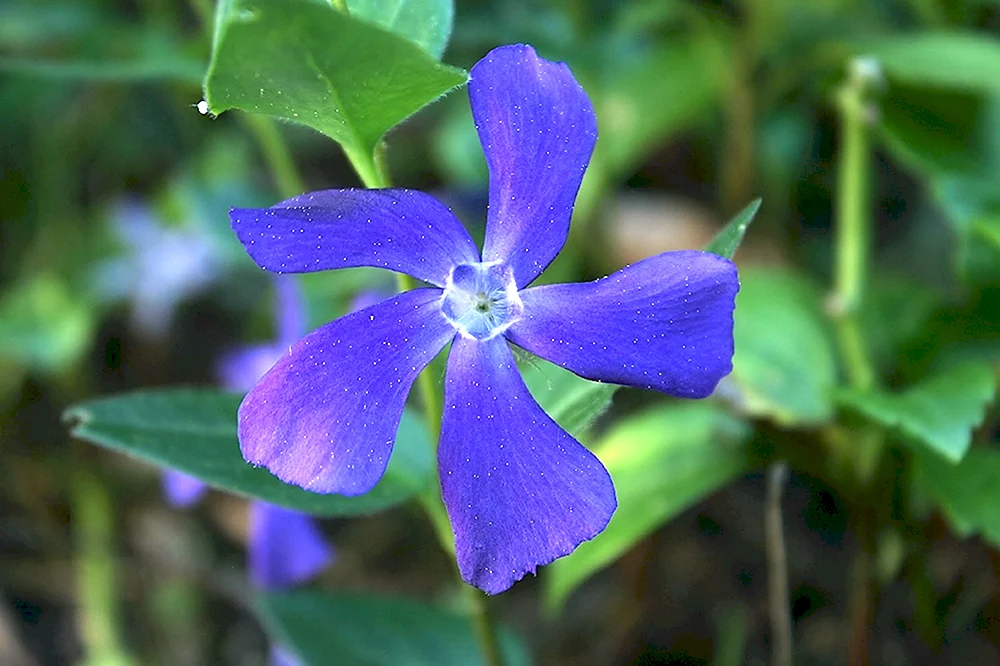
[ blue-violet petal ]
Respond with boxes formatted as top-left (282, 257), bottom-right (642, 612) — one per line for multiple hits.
top-left (471, 44), bottom-right (598, 288)
top-left (231, 189), bottom-right (480, 287)
top-left (162, 470), bottom-right (209, 508)
top-left (248, 502), bottom-right (334, 589)
top-left (506, 250), bottom-right (739, 398)
top-left (238, 290), bottom-right (455, 495)
top-left (218, 345), bottom-right (285, 394)
top-left (439, 336), bottom-right (616, 594)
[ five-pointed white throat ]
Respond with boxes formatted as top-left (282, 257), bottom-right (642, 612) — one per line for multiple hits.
top-left (441, 262), bottom-right (523, 340)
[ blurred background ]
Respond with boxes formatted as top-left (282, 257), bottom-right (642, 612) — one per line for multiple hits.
top-left (2, 0), bottom-right (999, 664)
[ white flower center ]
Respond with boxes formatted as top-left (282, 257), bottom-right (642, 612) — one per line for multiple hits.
top-left (441, 262), bottom-right (523, 340)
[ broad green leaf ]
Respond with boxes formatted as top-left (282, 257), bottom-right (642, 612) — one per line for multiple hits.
top-left (348, 0), bottom-right (454, 59)
top-left (0, 274), bottom-right (95, 373)
top-left (727, 269), bottom-right (838, 425)
top-left (704, 198), bottom-right (762, 259)
top-left (868, 32), bottom-right (1000, 93)
top-left (879, 85), bottom-right (995, 178)
top-left (545, 403), bottom-right (750, 611)
top-left (838, 362), bottom-right (996, 463)
top-left (259, 591), bottom-right (531, 666)
top-left (597, 35), bottom-right (726, 175)
top-left (860, 277), bottom-right (940, 373)
top-left (65, 389), bottom-right (434, 516)
top-left (520, 356), bottom-right (618, 439)
top-left (917, 447), bottom-right (1000, 546)
top-left (975, 215), bottom-right (1000, 251)
top-left (204, 0), bottom-right (467, 160)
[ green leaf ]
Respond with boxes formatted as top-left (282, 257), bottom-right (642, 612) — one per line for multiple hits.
top-left (838, 362), bottom-right (997, 463)
top-left (879, 85), bottom-right (995, 178)
top-left (704, 198), bottom-right (762, 259)
top-left (860, 276), bottom-right (940, 373)
top-left (0, 54), bottom-right (203, 83)
top-left (597, 35), bottom-right (726, 175)
top-left (519, 355), bottom-right (618, 439)
top-left (727, 269), bottom-right (838, 425)
top-left (65, 388), bottom-right (434, 516)
top-left (917, 447), bottom-right (1000, 546)
top-left (204, 0), bottom-right (467, 159)
top-left (258, 591), bottom-right (531, 666)
top-left (0, 274), bottom-right (95, 373)
top-left (0, 5), bottom-right (204, 82)
top-left (545, 403), bottom-right (750, 611)
top-left (347, 0), bottom-right (454, 59)
top-left (868, 32), bottom-right (1000, 94)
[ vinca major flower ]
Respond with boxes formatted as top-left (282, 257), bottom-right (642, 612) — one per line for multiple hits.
top-left (230, 44), bottom-right (739, 594)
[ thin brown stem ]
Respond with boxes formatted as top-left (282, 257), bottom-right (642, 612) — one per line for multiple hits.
top-left (765, 462), bottom-right (793, 666)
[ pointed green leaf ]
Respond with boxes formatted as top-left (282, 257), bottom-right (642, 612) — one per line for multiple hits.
top-left (728, 269), bottom-right (838, 425)
top-left (838, 362), bottom-right (997, 463)
top-left (65, 388), bottom-right (434, 516)
top-left (705, 198), bottom-right (762, 259)
top-left (520, 356), bottom-right (618, 439)
top-left (258, 591), bottom-right (531, 666)
top-left (347, 0), bottom-right (454, 59)
top-left (204, 0), bottom-right (467, 156)
top-left (917, 447), bottom-right (1000, 546)
top-left (545, 403), bottom-right (750, 612)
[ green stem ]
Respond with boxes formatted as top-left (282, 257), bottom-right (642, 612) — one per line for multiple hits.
top-left (348, 139), bottom-right (502, 666)
top-left (345, 141), bottom-right (443, 435)
top-left (833, 57), bottom-right (884, 666)
top-left (466, 586), bottom-right (503, 666)
top-left (832, 58), bottom-right (878, 393)
top-left (242, 114), bottom-right (307, 199)
top-left (74, 470), bottom-right (135, 666)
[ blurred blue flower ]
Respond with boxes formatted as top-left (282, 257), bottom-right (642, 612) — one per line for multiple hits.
top-left (163, 275), bottom-right (333, 666)
top-left (97, 199), bottom-right (225, 338)
top-left (229, 44), bottom-right (739, 594)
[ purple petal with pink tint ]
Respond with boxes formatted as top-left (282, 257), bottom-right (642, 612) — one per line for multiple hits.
top-left (471, 44), bottom-right (598, 287)
top-left (439, 336), bottom-right (616, 594)
top-left (230, 189), bottom-right (479, 287)
top-left (237, 289), bottom-right (455, 495)
top-left (248, 502), bottom-right (334, 589)
top-left (506, 250), bottom-right (739, 398)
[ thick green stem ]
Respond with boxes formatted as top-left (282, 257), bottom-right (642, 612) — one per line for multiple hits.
top-left (832, 59), bottom-right (879, 393)
top-left (243, 114), bottom-right (307, 198)
top-left (74, 470), bottom-right (135, 666)
top-left (349, 140), bottom-right (502, 666)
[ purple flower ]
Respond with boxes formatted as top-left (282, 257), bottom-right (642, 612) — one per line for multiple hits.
top-left (99, 199), bottom-right (224, 338)
top-left (229, 44), bottom-right (739, 594)
top-left (163, 275), bottom-right (334, 593)
top-left (162, 469), bottom-right (210, 508)
top-left (248, 502), bottom-right (333, 589)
